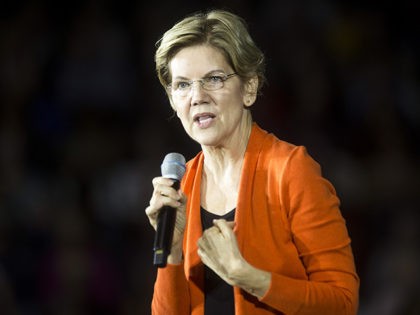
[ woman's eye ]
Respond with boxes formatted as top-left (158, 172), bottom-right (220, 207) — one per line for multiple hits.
top-left (176, 81), bottom-right (190, 90)
top-left (208, 76), bottom-right (223, 83)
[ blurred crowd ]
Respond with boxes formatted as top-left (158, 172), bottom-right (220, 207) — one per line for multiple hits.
top-left (0, 0), bottom-right (419, 314)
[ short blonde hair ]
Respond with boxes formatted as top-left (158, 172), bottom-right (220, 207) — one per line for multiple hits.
top-left (155, 9), bottom-right (266, 93)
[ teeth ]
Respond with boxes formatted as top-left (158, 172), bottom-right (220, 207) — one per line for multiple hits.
top-left (198, 116), bottom-right (210, 122)
top-left (196, 115), bottom-right (213, 122)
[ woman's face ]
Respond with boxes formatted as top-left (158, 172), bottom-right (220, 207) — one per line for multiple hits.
top-left (168, 45), bottom-right (254, 148)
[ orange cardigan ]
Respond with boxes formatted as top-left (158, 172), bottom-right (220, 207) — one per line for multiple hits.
top-left (151, 123), bottom-right (359, 315)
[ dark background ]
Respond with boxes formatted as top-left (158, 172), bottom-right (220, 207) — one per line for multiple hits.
top-left (0, 0), bottom-right (419, 314)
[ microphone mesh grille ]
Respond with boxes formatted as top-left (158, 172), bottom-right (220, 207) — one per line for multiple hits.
top-left (161, 153), bottom-right (186, 180)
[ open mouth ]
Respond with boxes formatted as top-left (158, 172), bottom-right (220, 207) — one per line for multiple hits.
top-left (193, 113), bottom-right (216, 127)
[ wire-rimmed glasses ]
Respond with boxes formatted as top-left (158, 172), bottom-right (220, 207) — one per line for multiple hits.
top-left (167, 73), bottom-right (237, 97)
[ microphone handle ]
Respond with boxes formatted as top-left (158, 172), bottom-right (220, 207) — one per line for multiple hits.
top-left (153, 180), bottom-right (180, 268)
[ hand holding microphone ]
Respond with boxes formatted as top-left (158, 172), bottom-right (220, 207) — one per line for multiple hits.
top-left (145, 153), bottom-right (186, 268)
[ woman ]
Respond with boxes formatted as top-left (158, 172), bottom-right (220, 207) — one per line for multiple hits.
top-left (145, 9), bottom-right (359, 315)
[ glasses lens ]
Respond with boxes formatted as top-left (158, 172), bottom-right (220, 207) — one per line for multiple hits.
top-left (202, 76), bottom-right (224, 90)
top-left (168, 73), bottom-right (235, 96)
top-left (169, 81), bottom-right (189, 97)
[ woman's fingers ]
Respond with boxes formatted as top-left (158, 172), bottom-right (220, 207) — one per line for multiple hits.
top-left (152, 177), bottom-right (181, 199)
top-left (212, 219), bottom-right (236, 235)
top-left (146, 176), bottom-right (183, 229)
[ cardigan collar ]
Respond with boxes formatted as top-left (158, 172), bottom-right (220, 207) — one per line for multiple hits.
top-left (182, 123), bottom-right (269, 283)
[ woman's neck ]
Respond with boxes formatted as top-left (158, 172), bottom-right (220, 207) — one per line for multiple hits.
top-left (200, 117), bottom-right (252, 213)
top-left (202, 117), bottom-right (252, 177)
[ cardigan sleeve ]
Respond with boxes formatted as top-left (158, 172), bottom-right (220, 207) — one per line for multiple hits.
top-left (151, 263), bottom-right (191, 315)
top-left (260, 146), bottom-right (359, 315)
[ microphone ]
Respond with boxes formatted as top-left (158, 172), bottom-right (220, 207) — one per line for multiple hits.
top-left (153, 152), bottom-right (186, 268)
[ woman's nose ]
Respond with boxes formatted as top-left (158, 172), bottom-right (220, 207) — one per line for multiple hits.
top-left (190, 81), bottom-right (207, 104)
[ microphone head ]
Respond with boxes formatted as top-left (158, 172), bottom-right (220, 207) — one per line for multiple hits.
top-left (161, 152), bottom-right (186, 181)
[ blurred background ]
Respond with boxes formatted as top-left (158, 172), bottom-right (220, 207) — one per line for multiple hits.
top-left (0, 0), bottom-right (418, 314)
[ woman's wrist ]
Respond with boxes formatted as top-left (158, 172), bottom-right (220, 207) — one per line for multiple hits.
top-left (167, 243), bottom-right (183, 265)
top-left (244, 268), bottom-right (271, 298)
top-left (230, 261), bottom-right (271, 298)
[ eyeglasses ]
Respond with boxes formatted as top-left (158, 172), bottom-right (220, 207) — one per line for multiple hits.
top-left (167, 73), bottom-right (237, 97)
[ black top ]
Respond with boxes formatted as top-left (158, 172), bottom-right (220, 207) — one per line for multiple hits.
top-left (200, 207), bottom-right (236, 315)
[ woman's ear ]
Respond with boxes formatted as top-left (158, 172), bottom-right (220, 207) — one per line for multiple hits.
top-left (243, 76), bottom-right (259, 108)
